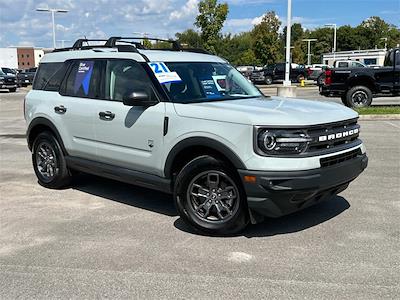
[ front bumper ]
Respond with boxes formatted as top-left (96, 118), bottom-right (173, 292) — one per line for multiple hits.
top-left (0, 84), bottom-right (17, 89)
top-left (239, 153), bottom-right (368, 218)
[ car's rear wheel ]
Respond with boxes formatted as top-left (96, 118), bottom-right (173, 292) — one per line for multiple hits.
top-left (264, 76), bottom-right (273, 85)
top-left (346, 86), bottom-right (373, 108)
top-left (174, 156), bottom-right (248, 235)
top-left (32, 131), bottom-right (72, 189)
top-left (317, 74), bottom-right (325, 86)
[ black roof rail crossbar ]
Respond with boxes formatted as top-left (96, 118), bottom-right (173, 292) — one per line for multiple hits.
top-left (106, 36), bottom-right (182, 50)
top-left (72, 39), bottom-right (108, 49)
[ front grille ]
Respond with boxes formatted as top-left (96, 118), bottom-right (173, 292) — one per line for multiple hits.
top-left (320, 148), bottom-right (361, 168)
top-left (306, 119), bottom-right (360, 153)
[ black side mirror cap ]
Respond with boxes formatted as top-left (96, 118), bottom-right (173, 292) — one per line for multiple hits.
top-left (123, 91), bottom-right (158, 107)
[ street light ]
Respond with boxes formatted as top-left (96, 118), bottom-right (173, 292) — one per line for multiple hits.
top-left (302, 38), bottom-right (317, 66)
top-left (36, 7), bottom-right (69, 49)
top-left (324, 23), bottom-right (337, 61)
top-left (380, 37), bottom-right (388, 50)
top-left (284, 0), bottom-right (292, 87)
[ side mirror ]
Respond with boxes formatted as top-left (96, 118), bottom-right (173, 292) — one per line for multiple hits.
top-left (122, 90), bottom-right (157, 107)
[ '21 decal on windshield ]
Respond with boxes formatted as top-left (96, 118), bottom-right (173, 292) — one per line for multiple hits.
top-left (148, 62), bottom-right (182, 84)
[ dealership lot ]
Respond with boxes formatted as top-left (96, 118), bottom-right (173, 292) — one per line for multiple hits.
top-left (0, 88), bottom-right (399, 298)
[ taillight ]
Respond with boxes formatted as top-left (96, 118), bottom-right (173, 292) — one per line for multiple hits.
top-left (307, 68), bottom-right (312, 76)
top-left (325, 69), bottom-right (332, 85)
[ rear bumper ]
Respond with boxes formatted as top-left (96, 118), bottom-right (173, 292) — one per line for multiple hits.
top-left (239, 153), bottom-right (368, 218)
top-left (319, 85), bottom-right (345, 97)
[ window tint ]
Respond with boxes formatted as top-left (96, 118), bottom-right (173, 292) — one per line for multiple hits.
top-left (276, 64), bottom-right (285, 71)
top-left (396, 51), bottom-right (400, 66)
top-left (64, 60), bottom-right (101, 98)
top-left (105, 59), bottom-right (157, 102)
top-left (33, 63), bottom-right (64, 90)
top-left (338, 62), bottom-right (348, 68)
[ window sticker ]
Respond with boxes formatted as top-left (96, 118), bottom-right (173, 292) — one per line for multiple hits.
top-left (148, 62), bottom-right (182, 84)
top-left (199, 77), bottom-right (220, 99)
top-left (74, 61), bottom-right (94, 95)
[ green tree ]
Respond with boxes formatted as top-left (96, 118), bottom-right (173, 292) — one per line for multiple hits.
top-left (175, 29), bottom-right (202, 48)
top-left (195, 0), bottom-right (229, 54)
top-left (251, 11), bottom-right (282, 65)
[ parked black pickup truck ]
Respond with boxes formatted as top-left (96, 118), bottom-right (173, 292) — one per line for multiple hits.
top-left (0, 69), bottom-right (17, 92)
top-left (251, 63), bottom-right (308, 85)
top-left (320, 48), bottom-right (400, 107)
top-left (17, 68), bottom-right (37, 87)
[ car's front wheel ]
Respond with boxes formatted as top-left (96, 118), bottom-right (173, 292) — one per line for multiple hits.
top-left (174, 156), bottom-right (248, 235)
top-left (32, 131), bottom-right (72, 189)
top-left (264, 76), bottom-right (273, 85)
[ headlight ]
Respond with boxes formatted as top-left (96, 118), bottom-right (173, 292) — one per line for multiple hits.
top-left (256, 128), bottom-right (312, 155)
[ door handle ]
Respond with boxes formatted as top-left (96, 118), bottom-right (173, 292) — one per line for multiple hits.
top-left (54, 105), bottom-right (67, 114)
top-left (99, 111), bottom-right (115, 121)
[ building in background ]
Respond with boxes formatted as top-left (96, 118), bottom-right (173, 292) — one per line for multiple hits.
top-left (0, 47), bottom-right (45, 69)
top-left (322, 48), bottom-right (387, 66)
top-left (0, 48), bottom-right (18, 69)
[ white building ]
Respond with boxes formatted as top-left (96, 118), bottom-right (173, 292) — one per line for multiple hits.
top-left (322, 48), bottom-right (387, 67)
top-left (0, 48), bottom-right (18, 68)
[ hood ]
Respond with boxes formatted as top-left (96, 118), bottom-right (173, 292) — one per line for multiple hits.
top-left (173, 96), bottom-right (358, 126)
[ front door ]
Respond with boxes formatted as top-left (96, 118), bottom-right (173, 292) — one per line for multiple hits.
top-left (92, 59), bottom-right (166, 176)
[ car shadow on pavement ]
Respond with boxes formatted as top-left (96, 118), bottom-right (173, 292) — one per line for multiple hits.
top-left (72, 174), bottom-right (177, 217)
top-left (174, 196), bottom-right (350, 238)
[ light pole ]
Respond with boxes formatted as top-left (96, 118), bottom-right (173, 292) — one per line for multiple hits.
top-left (284, 0), bottom-right (292, 87)
top-left (380, 37), bottom-right (388, 49)
top-left (57, 39), bottom-right (71, 48)
top-left (302, 38), bottom-right (317, 66)
top-left (36, 7), bottom-right (69, 49)
top-left (325, 23), bottom-right (337, 61)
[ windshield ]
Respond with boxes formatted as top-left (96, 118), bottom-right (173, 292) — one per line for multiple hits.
top-left (2, 68), bottom-right (15, 74)
top-left (160, 62), bottom-right (262, 103)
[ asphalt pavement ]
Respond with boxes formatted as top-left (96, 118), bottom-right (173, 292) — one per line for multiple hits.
top-left (0, 88), bottom-right (399, 299)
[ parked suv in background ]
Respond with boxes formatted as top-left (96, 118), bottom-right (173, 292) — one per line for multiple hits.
top-left (0, 68), bottom-right (17, 92)
top-left (17, 67), bottom-right (37, 87)
top-left (25, 37), bottom-right (368, 234)
top-left (251, 63), bottom-right (308, 85)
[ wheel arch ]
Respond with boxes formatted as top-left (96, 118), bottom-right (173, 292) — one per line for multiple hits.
top-left (27, 117), bottom-right (67, 154)
top-left (164, 137), bottom-right (246, 180)
top-left (346, 75), bottom-right (377, 93)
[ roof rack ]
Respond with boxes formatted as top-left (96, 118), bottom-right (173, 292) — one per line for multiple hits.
top-left (105, 36), bottom-right (182, 51)
top-left (53, 37), bottom-right (210, 55)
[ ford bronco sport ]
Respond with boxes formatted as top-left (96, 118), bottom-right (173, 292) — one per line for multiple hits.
top-left (25, 37), bottom-right (368, 235)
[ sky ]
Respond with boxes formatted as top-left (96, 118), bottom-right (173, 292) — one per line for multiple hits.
top-left (0, 0), bottom-right (399, 48)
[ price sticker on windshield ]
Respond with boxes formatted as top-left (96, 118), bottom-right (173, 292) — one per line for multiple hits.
top-left (148, 62), bottom-right (182, 84)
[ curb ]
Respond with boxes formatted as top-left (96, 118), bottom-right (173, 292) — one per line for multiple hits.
top-left (358, 114), bottom-right (400, 120)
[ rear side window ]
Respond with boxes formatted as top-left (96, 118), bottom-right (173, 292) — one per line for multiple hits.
top-left (63, 60), bottom-right (102, 98)
top-left (396, 51), bottom-right (400, 66)
top-left (338, 62), bottom-right (348, 68)
top-left (33, 63), bottom-right (64, 90)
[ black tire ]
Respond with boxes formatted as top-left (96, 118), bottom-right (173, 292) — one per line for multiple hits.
top-left (264, 76), bottom-right (273, 85)
top-left (32, 131), bottom-right (72, 189)
top-left (317, 74), bottom-right (325, 86)
top-left (174, 155), bottom-right (248, 235)
top-left (21, 84), bottom-right (27, 87)
top-left (9, 88), bottom-right (17, 92)
top-left (296, 74), bottom-right (305, 83)
top-left (345, 86), bottom-right (373, 108)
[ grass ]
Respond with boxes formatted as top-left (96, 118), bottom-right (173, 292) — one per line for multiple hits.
top-left (354, 106), bottom-right (400, 115)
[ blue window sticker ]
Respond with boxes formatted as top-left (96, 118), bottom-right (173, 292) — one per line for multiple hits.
top-left (73, 61), bottom-right (94, 95)
top-left (199, 77), bottom-right (220, 99)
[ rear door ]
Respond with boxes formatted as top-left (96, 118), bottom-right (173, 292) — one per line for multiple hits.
top-left (57, 59), bottom-right (101, 159)
top-left (91, 59), bottom-right (166, 176)
top-left (394, 50), bottom-right (400, 92)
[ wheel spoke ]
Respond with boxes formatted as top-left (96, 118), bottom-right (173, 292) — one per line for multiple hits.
top-left (218, 201), bottom-right (233, 216)
top-left (219, 186), bottom-right (236, 200)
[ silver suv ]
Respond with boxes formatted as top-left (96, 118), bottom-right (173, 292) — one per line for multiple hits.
top-left (25, 37), bottom-right (368, 235)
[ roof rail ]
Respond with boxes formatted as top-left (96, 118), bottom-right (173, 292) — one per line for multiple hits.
top-left (105, 36), bottom-right (182, 51)
top-left (72, 39), bottom-right (108, 49)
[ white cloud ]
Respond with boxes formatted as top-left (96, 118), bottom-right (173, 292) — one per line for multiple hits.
top-left (170, 0), bottom-right (199, 20)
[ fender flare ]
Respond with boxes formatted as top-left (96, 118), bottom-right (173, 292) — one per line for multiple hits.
top-left (164, 137), bottom-right (247, 178)
top-left (27, 117), bottom-right (67, 154)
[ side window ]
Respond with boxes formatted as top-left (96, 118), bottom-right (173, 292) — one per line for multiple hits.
top-left (104, 59), bottom-right (157, 102)
top-left (33, 63), bottom-right (64, 90)
top-left (396, 51), bottom-right (400, 66)
top-left (276, 64), bottom-right (285, 72)
top-left (63, 60), bottom-right (101, 98)
top-left (338, 62), bottom-right (348, 68)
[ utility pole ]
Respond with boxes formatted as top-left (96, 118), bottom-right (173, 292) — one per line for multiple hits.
top-left (284, 0), bottom-right (292, 87)
top-left (302, 39), bottom-right (317, 66)
top-left (325, 23), bottom-right (337, 61)
top-left (36, 7), bottom-right (69, 49)
top-left (57, 40), bottom-right (71, 48)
